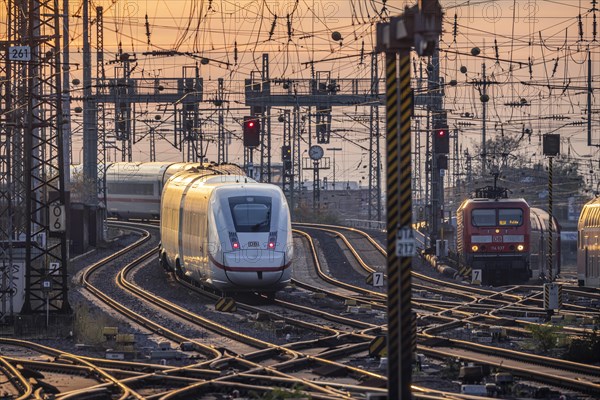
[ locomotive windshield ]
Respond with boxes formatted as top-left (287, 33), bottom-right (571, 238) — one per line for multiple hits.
top-left (228, 196), bottom-right (272, 232)
top-left (499, 209), bottom-right (523, 226)
top-left (471, 208), bottom-right (523, 227)
top-left (471, 209), bottom-right (496, 226)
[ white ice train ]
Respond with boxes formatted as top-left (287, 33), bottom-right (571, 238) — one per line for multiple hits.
top-left (70, 161), bottom-right (240, 219)
top-left (104, 162), bottom-right (243, 219)
top-left (72, 162), bottom-right (293, 292)
top-left (158, 169), bottom-right (293, 294)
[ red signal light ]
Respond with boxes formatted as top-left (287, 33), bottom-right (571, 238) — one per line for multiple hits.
top-left (243, 116), bottom-right (260, 147)
top-left (433, 127), bottom-right (450, 154)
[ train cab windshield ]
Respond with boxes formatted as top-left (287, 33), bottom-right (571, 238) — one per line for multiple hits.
top-left (229, 196), bottom-right (272, 232)
top-left (472, 208), bottom-right (523, 227)
top-left (499, 209), bottom-right (523, 226)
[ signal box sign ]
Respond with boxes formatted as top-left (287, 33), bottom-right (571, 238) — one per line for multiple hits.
top-left (396, 226), bottom-right (415, 257)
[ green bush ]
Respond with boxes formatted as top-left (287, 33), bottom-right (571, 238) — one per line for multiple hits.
top-left (252, 384), bottom-right (309, 399)
top-left (526, 323), bottom-right (561, 352)
top-left (563, 328), bottom-right (600, 363)
top-left (292, 206), bottom-right (340, 224)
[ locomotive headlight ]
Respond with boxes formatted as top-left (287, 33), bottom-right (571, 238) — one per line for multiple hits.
top-left (471, 245), bottom-right (479, 252)
top-left (229, 232), bottom-right (240, 250)
top-left (268, 231), bottom-right (278, 250)
top-left (517, 244), bottom-right (524, 251)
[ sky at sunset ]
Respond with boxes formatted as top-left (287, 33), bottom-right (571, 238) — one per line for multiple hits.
top-left (3, 0), bottom-right (600, 191)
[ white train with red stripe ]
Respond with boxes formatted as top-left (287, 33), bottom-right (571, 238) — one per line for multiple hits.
top-left (104, 162), bottom-right (239, 220)
top-left (158, 169), bottom-right (293, 294)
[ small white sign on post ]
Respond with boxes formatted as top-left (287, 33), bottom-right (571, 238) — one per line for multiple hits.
top-left (396, 226), bottom-right (415, 257)
top-left (49, 262), bottom-right (60, 275)
top-left (372, 272), bottom-right (384, 287)
top-left (472, 269), bottom-right (482, 285)
top-left (49, 204), bottom-right (66, 232)
top-left (8, 46), bottom-right (31, 61)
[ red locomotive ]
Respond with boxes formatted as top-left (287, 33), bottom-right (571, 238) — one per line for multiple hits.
top-left (456, 184), bottom-right (532, 285)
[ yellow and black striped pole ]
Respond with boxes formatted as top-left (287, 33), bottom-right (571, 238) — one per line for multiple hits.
top-left (386, 48), bottom-right (414, 399)
top-left (398, 47), bottom-right (414, 400)
top-left (385, 50), bottom-right (401, 400)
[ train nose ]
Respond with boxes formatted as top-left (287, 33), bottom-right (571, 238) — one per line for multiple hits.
top-left (222, 250), bottom-right (288, 287)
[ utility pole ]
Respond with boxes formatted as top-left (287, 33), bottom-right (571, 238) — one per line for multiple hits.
top-left (376, 2), bottom-right (442, 399)
top-left (429, 45), bottom-right (446, 247)
top-left (62, 0), bottom-right (71, 184)
top-left (327, 147), bottom-right (342, 189)
top-left (217, 78), bottom-right (227, 163)
top-left (281, 110), bottom-right (293, 201)
top-left (587, 52), bottom-right (592, 145)
top-left (368, 52), bottom-right (382, 221)
top-left (543, 134), bottom-right (560, 280)
top-left (479, 62), bottom-right (490, 173)
top-left (83, 0), bottom-right (98, 204)
top-left (2, 0), bottom-right (71, 316)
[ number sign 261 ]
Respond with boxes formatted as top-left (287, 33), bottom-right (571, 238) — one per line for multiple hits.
top-left (8, 46), bottom-right (31, 61)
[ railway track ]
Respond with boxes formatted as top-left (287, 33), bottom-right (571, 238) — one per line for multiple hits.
top-left (294, 222), bottom-right (600, 397)
top-left (1, 220), bottom-right (597, 398)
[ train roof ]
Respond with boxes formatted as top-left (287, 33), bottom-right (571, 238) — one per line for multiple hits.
top-left (72, 161), bottom-right (246, 180)
top-left (462, 197), bottom-right (528, 204)
top-left (582, 196), bottom-right (600, 208)
top-left (458, 197), bottom-right (529, 211)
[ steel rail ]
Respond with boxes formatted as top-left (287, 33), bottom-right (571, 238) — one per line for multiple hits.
top-left (420, 346), bottom-right (600, 396)
top-left (81, 224), bottom-right (222, 359)
top-left (0, 355), bottom-right (33, 400)
top-left (293, 228), bottom-right (387, 300)
top-left (115, 230), bottom-right (359, 398)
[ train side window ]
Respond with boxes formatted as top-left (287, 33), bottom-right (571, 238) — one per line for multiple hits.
top-left (107, 182), bottom-right (154, 195)
top-left (471, 209), bottom-right (496, 227)
top-left (499, 209), bottom-right (523, 226)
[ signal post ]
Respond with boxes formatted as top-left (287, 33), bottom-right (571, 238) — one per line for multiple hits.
top-left (243, 116), bottom-right (261, 178)
top-left (376, 2), bottom-right (442, 399)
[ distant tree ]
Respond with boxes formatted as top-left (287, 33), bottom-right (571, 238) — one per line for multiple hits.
top-left (473, 134), bottom-right (527, 174)
top-left (467, 135), bottom-right (585, 201)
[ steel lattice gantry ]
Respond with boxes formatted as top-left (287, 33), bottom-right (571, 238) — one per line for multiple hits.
top-left (244, 53), bottom-right (384, 216)
top-left (0, 0), bottom-right (71, 317)
top-left (93, 71), bottom-right (204, 162)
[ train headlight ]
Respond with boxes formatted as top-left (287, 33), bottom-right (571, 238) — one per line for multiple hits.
top-left (229, 232), bottom-right (240, 250)
top-left (268, 231), bottom-right (278, 250)
top-left (517, 244), bottom-right (524, 251)
top-left (471, 245), bottom-right (479, 252)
